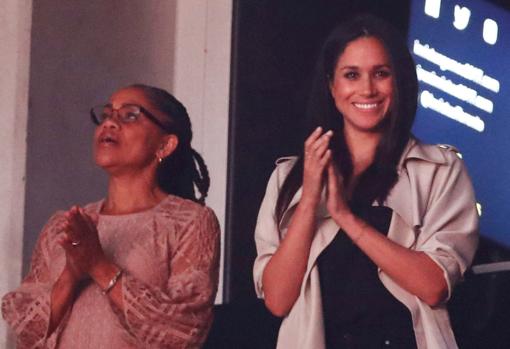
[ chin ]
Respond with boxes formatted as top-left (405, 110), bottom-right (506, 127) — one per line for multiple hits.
top-left (356, 119), bottom-right (384, 131)
top-left (94, 154), bottom-right (117, 169)
top-left (345, 119), bottom-right (386, 136)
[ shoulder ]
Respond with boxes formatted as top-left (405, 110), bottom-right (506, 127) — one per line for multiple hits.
top-left (41, 200), bottom-right (99, 241)
top-left (156, 194), bottom-right (219, 228)
top-left (83, 199), bottom-right (103, 215)
top-left (399, 139), bottom-right (471, 196)
top-left (275, 155), bottom-right (299, 169)
top-left (402, 139), bottom-right (464, 169)
top-left (271, 156), bottom-right (299, 183)
top-left (400, 140), bottom-right (474, 200)
top-left (45, 210), bottom-right (67, 226)
top-left (42, 211), bottom-right (67, 237)
top-left (258, 156), bottom-right (299, 198)
top-left (157, 196), bottom-right (220, 255)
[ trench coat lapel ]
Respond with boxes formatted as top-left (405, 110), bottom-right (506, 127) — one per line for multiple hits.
top-left (385, 138), bottom-right (448, 247)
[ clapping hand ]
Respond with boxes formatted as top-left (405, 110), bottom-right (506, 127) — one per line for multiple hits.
top-left (301, 127), bottom-right (333, 207)
top-left (57, 206), bottom-right (105, 282)
top-left (326, 161), bottom-right (351, 225)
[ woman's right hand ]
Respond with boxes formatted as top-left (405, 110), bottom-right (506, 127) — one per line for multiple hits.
top-left (58, 235), bottom-right (90, 284)
top-left (48, 213), bottom-right (92, 334)
top-left (301, 127), bottom-right (333, 207)
top-left (56, 214), bottom-right (91, 284)
top-left (261, 127), bottom-right (333, 317)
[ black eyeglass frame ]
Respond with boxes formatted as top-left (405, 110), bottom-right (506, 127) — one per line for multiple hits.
top-left (90, 103), bottom-right (170, 132)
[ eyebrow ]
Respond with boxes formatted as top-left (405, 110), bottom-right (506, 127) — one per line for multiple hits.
top-left (103, 103), bottom-right (143, 108)
top-left (338, 64), bottom-right (391, 71)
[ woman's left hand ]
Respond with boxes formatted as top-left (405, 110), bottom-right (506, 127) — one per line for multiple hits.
top-left (326, 162), bottom-right (351, 225)
top-left (61, 206), bottom-right (106, 275)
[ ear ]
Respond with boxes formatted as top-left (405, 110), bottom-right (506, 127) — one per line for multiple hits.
top-left (157, 134), bottom-right (179, 160)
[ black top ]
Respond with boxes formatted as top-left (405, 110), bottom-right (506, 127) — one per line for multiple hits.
top-left (317, 206), bottom-right (417, 349)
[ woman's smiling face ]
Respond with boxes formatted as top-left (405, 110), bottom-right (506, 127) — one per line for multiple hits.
top-left (329, 36), bottom-right (394, 136)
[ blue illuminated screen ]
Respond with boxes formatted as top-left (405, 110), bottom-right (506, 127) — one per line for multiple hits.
top-left (408, 0), bottom-right (510, 246)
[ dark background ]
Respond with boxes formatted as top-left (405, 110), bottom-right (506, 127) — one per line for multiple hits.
top-left (206, 1), bottom-right (510, 348)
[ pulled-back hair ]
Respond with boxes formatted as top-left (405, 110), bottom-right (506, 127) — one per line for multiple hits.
top-left (276, 14), bottom-right (418, 222)
top-left (129, 84), bottom-right (210, 204)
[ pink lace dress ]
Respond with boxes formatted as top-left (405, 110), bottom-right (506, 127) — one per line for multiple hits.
top-left (2, 195), bottom-right (220, 349)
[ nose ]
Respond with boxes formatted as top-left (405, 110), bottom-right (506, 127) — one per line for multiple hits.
top-left (101, 111), bottom-right (121, 129)
top-left (361, 76), bottom-right (377, 97)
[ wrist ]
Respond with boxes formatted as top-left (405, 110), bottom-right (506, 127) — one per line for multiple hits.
top-left (332, 208), bottom-right (355, 230)
top-left (88, 258), bottom-right (116, 281)
top-left (101, 269), bottom-right (123, 295)
top-left (59, 267), bottom-right (81, 291)
top-left (91, 261), bottom-right (122, 293)
top-left (337, 213), bottom-right (369, 244)
top-left (297, 197), bottom-right (320, 212)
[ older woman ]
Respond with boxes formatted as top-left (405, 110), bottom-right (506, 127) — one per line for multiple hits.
top-left (2, 84), bottom-right (220, 348)
top-left (253, 15), bottom-right (479, 349)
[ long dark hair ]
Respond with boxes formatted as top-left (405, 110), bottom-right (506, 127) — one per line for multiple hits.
top-left (276, 14), bottom-right (418, 222)
top-left (129, 84), bottom-right (210, 205)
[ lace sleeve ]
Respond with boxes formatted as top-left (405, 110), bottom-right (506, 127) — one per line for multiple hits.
top-left (1, 213), bottom-right (67, 349)
top-left (112, 206), bottom-right (221, 349)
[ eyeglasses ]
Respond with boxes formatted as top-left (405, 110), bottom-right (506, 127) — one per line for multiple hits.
top-left (90, 104), bottom-right (169, 131)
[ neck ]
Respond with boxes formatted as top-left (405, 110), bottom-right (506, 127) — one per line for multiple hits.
top-left (344, 128), bottom-right (381, 176)
top-left (102, 170), bottom-right (167, 215)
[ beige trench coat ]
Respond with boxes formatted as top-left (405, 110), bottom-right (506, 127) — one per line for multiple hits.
top-left (253, 138), bottom-right (479, 349)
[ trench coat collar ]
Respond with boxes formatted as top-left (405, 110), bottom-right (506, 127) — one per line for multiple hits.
top-left (397, 137), bottom-right (449, 169)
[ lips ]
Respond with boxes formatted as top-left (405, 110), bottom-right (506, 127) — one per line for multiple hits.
top-left (353, 102), bottom-right (381, 110)
top-left (98, 132), bottom-right (119, 145)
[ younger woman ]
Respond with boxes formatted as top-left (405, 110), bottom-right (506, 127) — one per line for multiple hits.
top-left (254, 15), bottom-right (478, 349)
